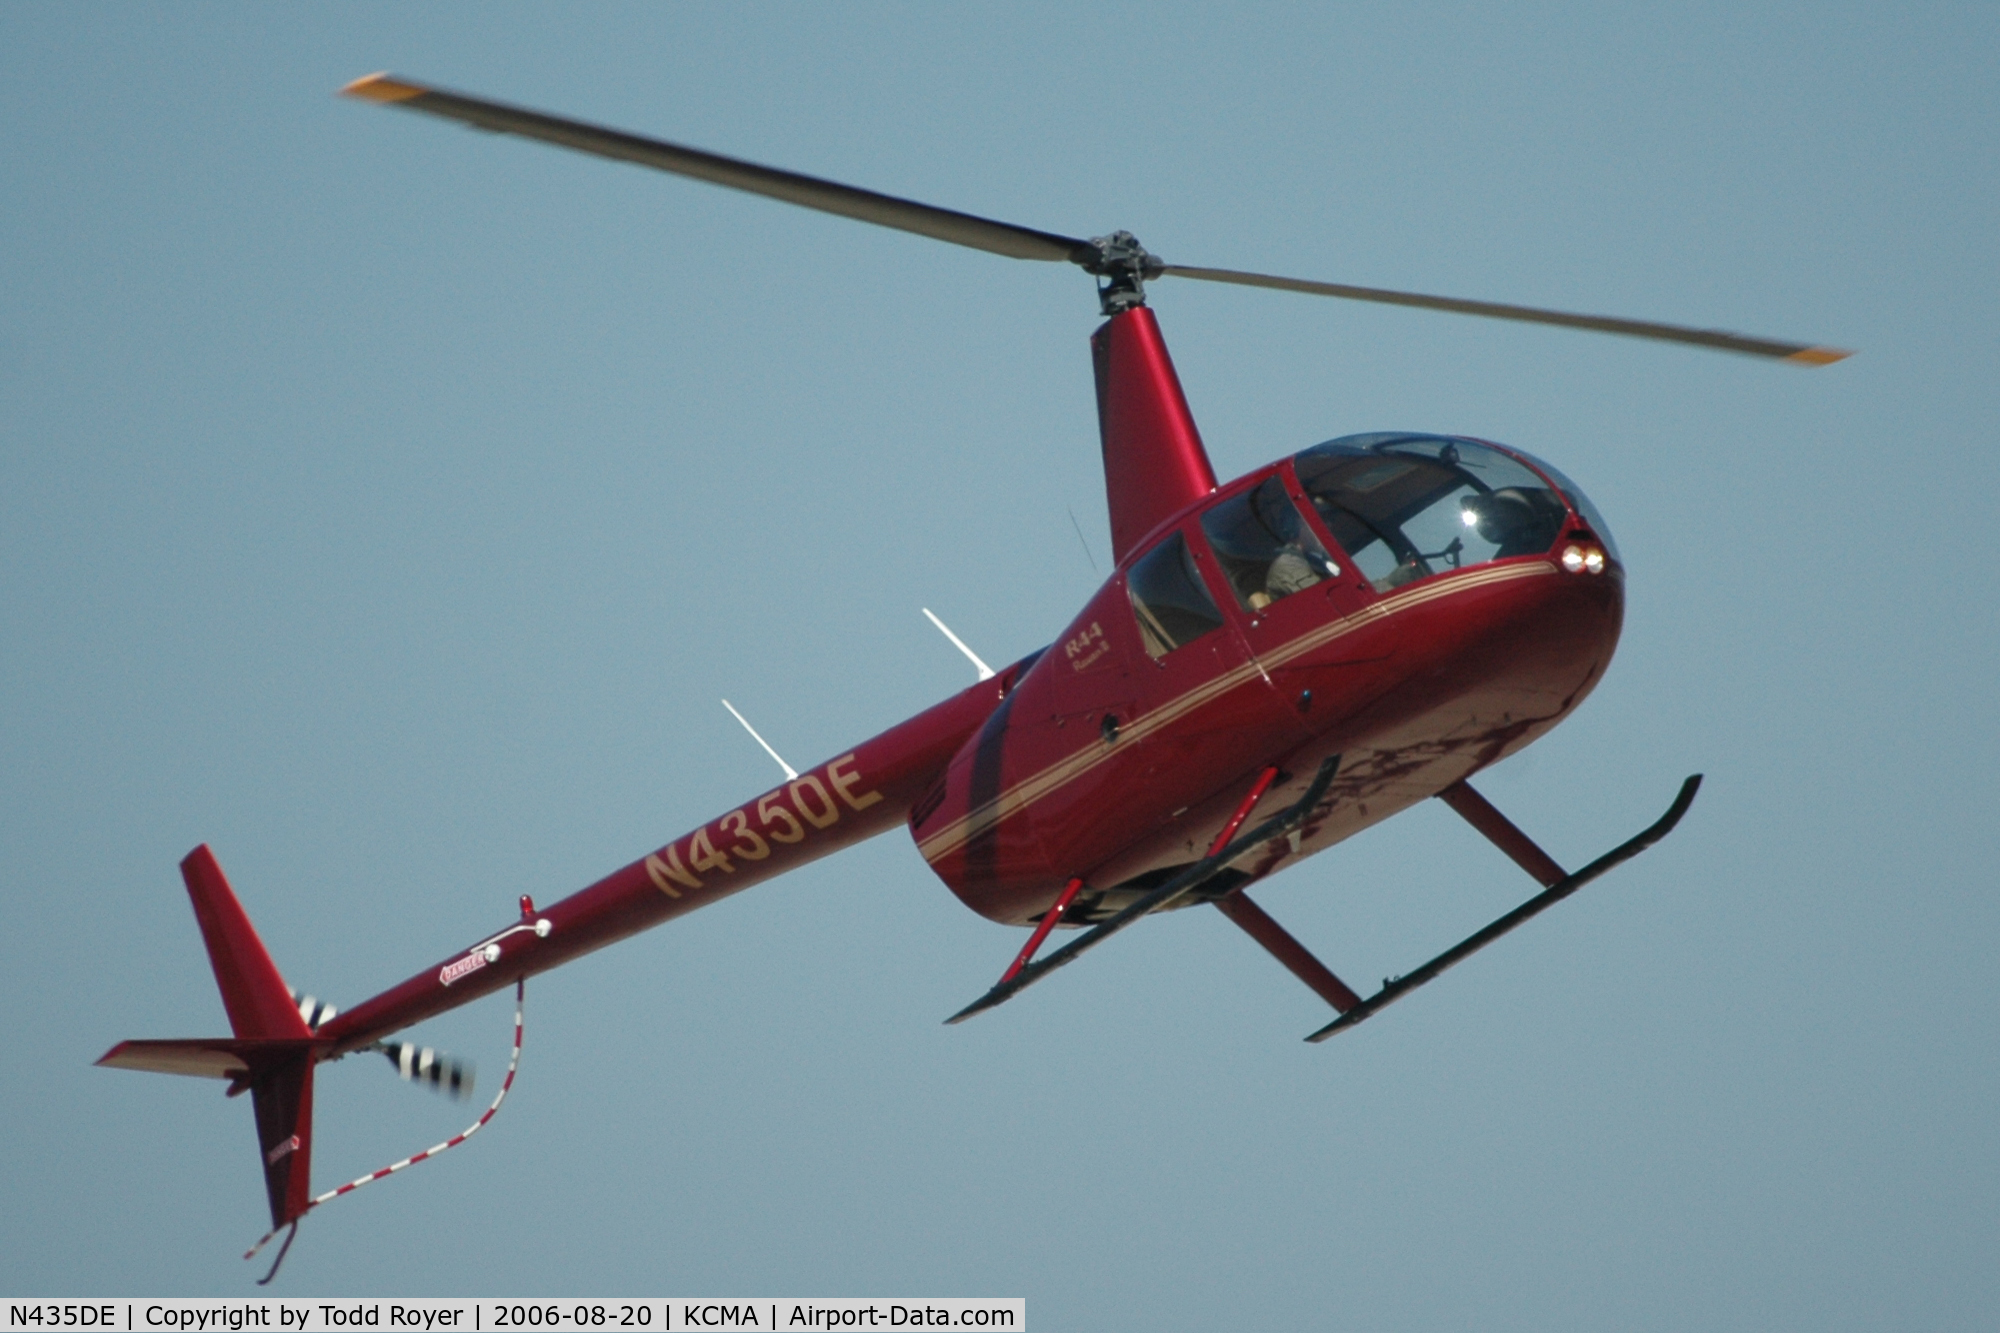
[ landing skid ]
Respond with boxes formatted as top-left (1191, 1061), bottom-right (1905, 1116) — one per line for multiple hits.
top-left (945, 760), bottom-right (1698, 1043)
top-left (1303, 774), bottom-right (1702, 1041)
top-left (945, 755), bottom-right (1342, 1024)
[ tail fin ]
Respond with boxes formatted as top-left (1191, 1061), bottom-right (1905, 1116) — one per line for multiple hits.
top-left (180, 844), bottom-right (312, 1042)
top-left (248, 1051), bottom-right (315, 1230)
top-left (96, 845), bottom-right (317, 1230)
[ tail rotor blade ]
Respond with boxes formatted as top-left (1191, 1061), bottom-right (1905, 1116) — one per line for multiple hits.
top-left (288, 990), bottom-right (338, 1030)
top-left (377, 1041), bottom-right (475, 1100)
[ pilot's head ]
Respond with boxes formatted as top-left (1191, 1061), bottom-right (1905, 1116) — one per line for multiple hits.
top-left (1460, 488), bottom-right (1542, 549)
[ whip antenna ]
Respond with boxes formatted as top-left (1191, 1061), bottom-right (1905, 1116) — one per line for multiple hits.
top-left (921, 608), bottom-right (996, 681)
top-left (721, 698), bottom-right (797, 780)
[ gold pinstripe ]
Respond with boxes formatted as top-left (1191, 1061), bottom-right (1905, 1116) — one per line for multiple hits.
top-left (916, 560), bottom-right (1557, 865)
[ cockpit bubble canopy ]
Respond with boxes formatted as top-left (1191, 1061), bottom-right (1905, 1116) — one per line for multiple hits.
top-left (1292, 433), bottom-right (1614, 594)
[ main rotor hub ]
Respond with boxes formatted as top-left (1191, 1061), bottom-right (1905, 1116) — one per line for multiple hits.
top-left (1076, 231), bottom-right (1165, 315)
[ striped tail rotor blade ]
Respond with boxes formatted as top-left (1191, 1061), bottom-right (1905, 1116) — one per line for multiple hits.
top-left (379, 1042), bottom-right (476, 1100)
top-left (288, 990), bottom-right (339, 1030)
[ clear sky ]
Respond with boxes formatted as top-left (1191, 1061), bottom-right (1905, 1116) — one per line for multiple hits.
top-left (4, 3), bottom-right (1996, 1326)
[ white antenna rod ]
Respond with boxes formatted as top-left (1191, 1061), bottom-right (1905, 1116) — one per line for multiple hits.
top-left (720, 699), bottom-right (798, 780)
top-left (922, 608), bottom-right (996, 681)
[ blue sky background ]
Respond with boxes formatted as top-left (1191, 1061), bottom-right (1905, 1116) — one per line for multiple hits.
top-left (3, 3), bottom-right (1996, 1326)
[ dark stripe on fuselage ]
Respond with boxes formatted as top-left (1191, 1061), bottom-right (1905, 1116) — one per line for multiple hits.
top-left (961, 691), bottom-right (1018, 889)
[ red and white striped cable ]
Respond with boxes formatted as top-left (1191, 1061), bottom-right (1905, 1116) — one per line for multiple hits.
top-left (244, 978), bottom-right (525, 1264)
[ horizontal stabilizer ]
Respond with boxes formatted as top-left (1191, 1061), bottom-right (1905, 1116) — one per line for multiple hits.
top-left (99, 846), bottom-right (323, 1232)
top-left (96, 1037), bottom-right (315, 1081)
top-left (95, 1034), bottom-right (319, 1230)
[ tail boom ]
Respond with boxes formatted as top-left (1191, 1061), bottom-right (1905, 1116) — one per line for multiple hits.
top-left (315, 670), bottom-right (1010, 1054)
top-left (100, 670), bottom-right (1010, 1239)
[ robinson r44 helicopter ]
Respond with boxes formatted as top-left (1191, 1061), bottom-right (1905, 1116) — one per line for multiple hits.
top-left (98, 75), bottom-right (1850, 1276)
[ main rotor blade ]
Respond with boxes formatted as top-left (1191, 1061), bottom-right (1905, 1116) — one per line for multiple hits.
top-left (1160, 264), bottom-right (1851, 365)
top-left (342, 74), bottom-right (1091, 265)
top-left (343, 75), bottom-right (1849, 364)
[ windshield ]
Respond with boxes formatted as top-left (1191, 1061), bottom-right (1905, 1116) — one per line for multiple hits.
top-left (1292, 434), bottom-right (1576, 593)
top-left (1504, 448), bottom-right (1621, 563)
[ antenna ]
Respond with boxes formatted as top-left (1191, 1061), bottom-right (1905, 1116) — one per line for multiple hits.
top-left (1067, 506), bottom-right (1099, 574)
top-left (721, 699), bottom-right (798, 780)
top-left (922, 608), bottom-right (996, 681)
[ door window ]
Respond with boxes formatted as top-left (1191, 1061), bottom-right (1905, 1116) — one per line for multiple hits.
top-left (1126, 530), bottom-right (1225, 659)
top-left (1199, 475), bottom-right (1342, 613)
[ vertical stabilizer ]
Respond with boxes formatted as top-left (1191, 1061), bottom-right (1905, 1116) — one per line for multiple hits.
top-left (180, 845), bottom-right (312, 1041)
top-left (251, 1053), bottom-right (315, 1228)
top-left (179, 845), bottom-right (318, 1227)
top-left (1091, 307), bottom-right (1217, 563)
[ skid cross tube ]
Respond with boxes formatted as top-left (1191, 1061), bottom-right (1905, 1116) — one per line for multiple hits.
top-left (1208, 765), bottom-right (1280, 855)
top-left (999, 877), bottom-right (1086, 985)
top-left (946, 755), bottom-right (1340, 1024)
top-left (1306, 774), bottom-right (1702, 1042)
top-left (1214, 889), bottom-right (1363, 1011)
top-left (1437, 780), bottom-right (1567, 887)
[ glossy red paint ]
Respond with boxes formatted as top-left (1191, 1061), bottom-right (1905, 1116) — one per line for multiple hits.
top-left (998, 876), bottom-right (1085, 985)
top-left (181, 845), bottom-right (312, 1042)
top-left (1214, 890), bottom-right (1363, 1011)
top-left (1093, 307), bottom-right (1218, 561)
top-left (251, 1055), bottom-right (314, 1230)
top-left (312, 668), bottom-right (1012, 1056)
top-left (1208, 766), bottom-right (1282, 856)
top-left (921, 546), bottom-right (1621, 925)
top-left (112, 309), bottom-right (1623, 1065)
top-left (88, 74), bottom-right (1828, 1250)
top-left (103, 307), bottom-right (1628, 1238)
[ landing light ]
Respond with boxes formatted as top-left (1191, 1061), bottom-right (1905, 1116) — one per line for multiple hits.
top-left (1560, 543), bottom-right (1608, 575)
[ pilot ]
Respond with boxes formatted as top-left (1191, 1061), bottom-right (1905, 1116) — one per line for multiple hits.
top-left (1461, 488), bottom-right (1557, 557)
top-left (1266, 545), bottom-right (1323, 597)
top-left (1245, 543), bottom-right (1327, 610)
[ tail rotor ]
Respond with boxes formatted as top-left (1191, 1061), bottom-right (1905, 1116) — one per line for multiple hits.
top-left (99, 844), bottom-right (521, 1283)
top-left (375, 1041), bottom-right (475, 1100)
top-left (290, 991), bottom-right (339, 1030)
top-left (287, 987), bottom-right (476, 1099)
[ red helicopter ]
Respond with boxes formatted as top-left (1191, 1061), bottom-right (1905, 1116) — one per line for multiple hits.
top-left (98, 74), bottom-right (1849, 1272)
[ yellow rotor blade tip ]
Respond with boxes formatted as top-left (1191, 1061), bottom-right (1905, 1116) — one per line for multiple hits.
top-left (1784, 346), bottom-right (1853, 367)
top-left (341, 73), bottom-right (425, 103)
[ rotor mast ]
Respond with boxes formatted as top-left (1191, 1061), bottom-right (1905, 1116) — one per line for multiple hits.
top-left (1077, 231), bottom-right (1166, 315)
